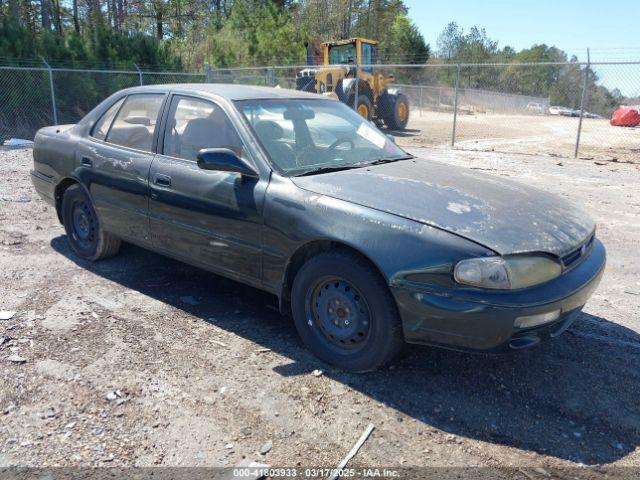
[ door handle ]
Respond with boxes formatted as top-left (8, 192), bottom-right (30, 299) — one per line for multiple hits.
top-left (153, 174), bottom-right (172, 187)
top-left (81, 157), bottom-right (93, 167)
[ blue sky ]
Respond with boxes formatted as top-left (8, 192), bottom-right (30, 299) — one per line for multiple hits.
top-left (404, 0), bottom-right (640, 95)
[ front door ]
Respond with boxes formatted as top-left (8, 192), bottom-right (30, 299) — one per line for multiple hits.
top-left (148, 94), bottom-right (267, 286)
top-left (76, 93), bottom-right (165, 245)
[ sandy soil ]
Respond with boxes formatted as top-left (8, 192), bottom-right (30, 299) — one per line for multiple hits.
top-left (391, 111), bottom-right (640, 163)
top-left (1, 147), bottom-right (639, 474)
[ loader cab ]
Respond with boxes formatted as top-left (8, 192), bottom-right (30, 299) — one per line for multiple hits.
top-left (323, 38), bottom-right (377, 74)
top-left (297, 37), bottom-right (409, 129)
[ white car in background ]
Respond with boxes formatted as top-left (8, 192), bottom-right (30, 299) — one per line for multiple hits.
top-left (526, 102), bottom-right (545, 114)
top-left (548, 106), bottom-right (574, 116)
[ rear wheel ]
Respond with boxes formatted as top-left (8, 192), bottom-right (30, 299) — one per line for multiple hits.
top-left (291, 250), bottom-right (404, 372)
top-left (380, 92), bottom-right (410, 130)
top-left (61, 184), bottom-right (120, 260)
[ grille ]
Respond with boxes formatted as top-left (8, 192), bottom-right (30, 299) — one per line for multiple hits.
top-left (561, 234), bottom-right (595, 269)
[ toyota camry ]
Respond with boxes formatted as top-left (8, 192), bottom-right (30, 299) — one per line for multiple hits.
top-left (30, 84), bottom-right (606, 371)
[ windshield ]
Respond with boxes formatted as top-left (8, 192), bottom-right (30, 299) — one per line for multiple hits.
top-left (329, 44), bottom-right (357, 64)
top-left (236, 99), bottom-right (408, 176)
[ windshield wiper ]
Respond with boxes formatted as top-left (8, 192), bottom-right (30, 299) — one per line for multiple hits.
top-left (367, 155), bottom-right (415, 165)
top-left (295, 164), bottom-right (366, 177)
top-left (294, 155), bottom-right (415, 177)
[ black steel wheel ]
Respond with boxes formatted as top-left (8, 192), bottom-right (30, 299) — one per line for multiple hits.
top-left (70, 197), bottom-right (96, 250)
top-left (61, 184), bottom-right (121, 260)
top-left (291, 250), bottom-right (404, 372)
top-left (307, 276), bottom-right (372, 350)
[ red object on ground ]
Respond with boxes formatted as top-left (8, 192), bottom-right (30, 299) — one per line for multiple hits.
top-left (610, 105), bottom-right (640, 127)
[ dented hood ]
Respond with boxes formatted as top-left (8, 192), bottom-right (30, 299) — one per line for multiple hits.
top-left (291, 159), bottom-right (594, 256)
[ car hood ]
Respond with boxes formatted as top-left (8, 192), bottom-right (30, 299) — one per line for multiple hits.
top-left (291, 159), bottom-right (594, 256)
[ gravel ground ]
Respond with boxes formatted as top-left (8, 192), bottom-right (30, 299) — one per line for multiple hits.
top-left (393, 111), bottom-right (640, 162)
top-left (0, 147), bottom-right (639, 473)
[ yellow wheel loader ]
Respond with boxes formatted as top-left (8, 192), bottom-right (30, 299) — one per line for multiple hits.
top-left (296, 38), bottom-right (410, 130)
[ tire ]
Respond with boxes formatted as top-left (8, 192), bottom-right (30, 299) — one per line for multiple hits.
top-left (349, 94), bottom-right (373, 121)
top-left (380, 92), bottom-right (410, 130)
top-left (61, 184), bottom-right (121, 261)
top-left (291, 250), bottom-right (404, 372)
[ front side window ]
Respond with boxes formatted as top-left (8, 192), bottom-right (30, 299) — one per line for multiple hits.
top-left (106, 94), bottom-right (164, 151)
top-left (237, 99), bottom-right (408, 175)
top-left (92, 97), bottom-right (124, 141)
top-left (163, 96), bottom-right (244, 162)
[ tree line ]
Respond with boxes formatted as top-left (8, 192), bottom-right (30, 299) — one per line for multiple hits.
top-left (0, 0), bottom-right (430, 139)
top-left (0, 0), bottom-right (429, 68)
top-left (0, 2), bottom-right (629, 121)
top-left (431, 22), bottom-right (625, 115)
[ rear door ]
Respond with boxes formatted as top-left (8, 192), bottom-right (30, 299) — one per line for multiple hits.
top-left (76, 93), bottom-right (166, 245)
top-left (148, 94), bottom-right (267, 286)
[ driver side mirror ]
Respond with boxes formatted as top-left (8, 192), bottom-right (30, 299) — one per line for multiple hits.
top-left (196, 148), bottom-right (259, 178)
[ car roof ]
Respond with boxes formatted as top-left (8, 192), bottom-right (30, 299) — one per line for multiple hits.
top-left (120, 83), bottom-right (323, 101)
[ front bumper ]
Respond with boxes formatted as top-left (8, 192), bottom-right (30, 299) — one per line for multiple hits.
top-left (391, 239), bottom-right (606, 352)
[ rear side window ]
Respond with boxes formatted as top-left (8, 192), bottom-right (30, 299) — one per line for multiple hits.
top-left (92, 98), bottom-right (124, 141)
top-left (106, 94), bottom-right (164, 151)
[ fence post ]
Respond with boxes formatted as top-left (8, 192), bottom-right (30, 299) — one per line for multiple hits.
top-left (41, 58), bottom-right (58, 125)
top-left (353, 63), bottom-right (359, 112)
top-left (451, 64), bottom-right (460, 147)
top-left (268, 67), bottom-right (275, 87)
top-left (205, 64), bottom-right (212, 83)
top-left (419, 86), bottom-right (423, 117)
top-left (574, 49), bottom-right (590, 159)
top-left (134, 63), bottom-right (143, 86)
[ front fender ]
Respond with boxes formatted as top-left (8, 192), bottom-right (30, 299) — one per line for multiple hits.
top-left (262, 174), bottom-right (492, 295)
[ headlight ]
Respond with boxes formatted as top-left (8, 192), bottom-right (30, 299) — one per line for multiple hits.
top-left (454, 255), bottom-right (562, 290)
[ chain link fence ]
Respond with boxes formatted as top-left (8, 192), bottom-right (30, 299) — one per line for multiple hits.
top-left (0, 66), bottom-right (55, 140)
top-left (374, 61), bottom-right (639, 161)
top-left (1, 60), bottom-right (638, 160)
top-left (0, 63), bottom-right (207, 142)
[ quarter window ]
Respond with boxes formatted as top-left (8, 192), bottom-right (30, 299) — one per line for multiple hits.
top-left (163, 96), bottom-right (244, 161)
top-left (106, 94), bottom-right (164, 151)
top-left (91, 97), bottom-right (124, 141)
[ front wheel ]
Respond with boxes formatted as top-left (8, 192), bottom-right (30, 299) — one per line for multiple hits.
top-left (291, 250), bottom-right (404, 372)
top-left (349, 94), bottom-right (373, 121)
top-left (61, 184), bottom-right (121, 261)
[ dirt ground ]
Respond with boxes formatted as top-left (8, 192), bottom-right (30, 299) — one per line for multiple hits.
top-left (1, 146), bottom-right (639, 474)
top-left (392, 111), bottom-right (640, 163)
